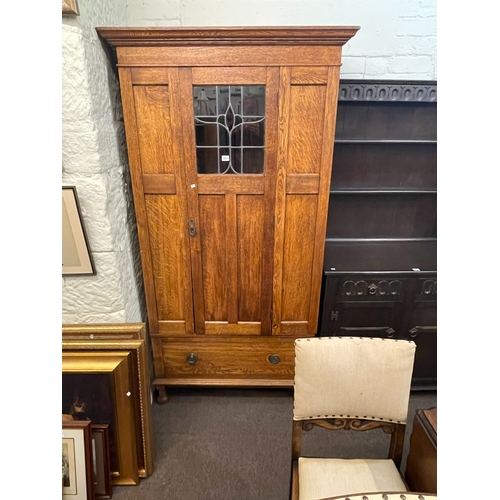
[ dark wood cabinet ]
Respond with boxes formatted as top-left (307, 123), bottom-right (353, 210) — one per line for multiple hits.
top-left (319, 80), bottom-right (437, 390)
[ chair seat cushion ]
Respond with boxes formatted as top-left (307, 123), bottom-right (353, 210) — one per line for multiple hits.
top-left (298, 457), bottom-right (407, 500)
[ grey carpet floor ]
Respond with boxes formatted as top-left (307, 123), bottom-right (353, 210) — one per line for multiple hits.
top-left (111, 388), bottom-right (437, 500)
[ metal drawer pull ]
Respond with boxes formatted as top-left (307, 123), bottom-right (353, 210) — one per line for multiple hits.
top-left (410, 325), bottom-right (436, 338)
top-left (267, 354), bottom-right (281, 365)
top-left (186, 353), bottom-right (198, 365)
top-left (386, 328), bottom-right (395, 337)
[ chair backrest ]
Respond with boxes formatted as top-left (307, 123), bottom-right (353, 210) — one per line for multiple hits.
top-left (293, 337), bottom-right (416, 424)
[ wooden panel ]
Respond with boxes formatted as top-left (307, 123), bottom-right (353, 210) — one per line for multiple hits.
top-left (142, 174), bottom-right (176, 194)
top-left (405, 410), bottom-right (437, 493)
top-left (199, 195), bottom-right (227, 321)
top-left (161, 337), bottom-right (295, 379)
top-left (323, 240), bottom-right (437, 272)
top-left (226, 194), bottom-right (238, 324)
top-left (176, 67), bottom-right (206, 333)
top-left (238, 195), bottom-right (264, 322)
top-left (281, 321), bottom-right (310, 335)
top-left (157, 321), bottom-right (187, 335)
top-left (335, 101), bottom-right (437, 141)
top-left (272, 67), bottom-right (292, 334)
top-left (327, 194), bottom-right (437, 238)
top-left (197, 175), bottom-right (265, 194)
top-left (131, 67), bottom-right (169, 85)
top-left (192, 67), bottom-right (267, 84)
top-left (145, 196), bottom-right (188, 324)
top-left (260, 67), bottom-right (280, 334)
top-left (287, 84), bottom-right (326, 174)
top-left (291, 66), bottom-right (329, 84)
top-left (286, 174), bottom-right (320, 194)
top-left (205, 322), bottom-right (261, 335)
top-left (117, 46), bottom-right (341, 67)
top-left (281, 195), bottom-right (317, 322)
top-left (330, 143), bottom-right (437, 190)
top-left (133, 86), bottom-right (175, 174)
top-left (118, 68), bottom-right (159, 333)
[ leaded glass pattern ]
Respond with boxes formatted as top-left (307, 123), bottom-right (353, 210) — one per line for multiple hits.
top-left (193, 85), bottom-right (266, 174)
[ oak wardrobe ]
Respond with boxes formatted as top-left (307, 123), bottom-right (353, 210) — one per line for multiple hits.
top-left (97, 27), bottom-right (359, 402)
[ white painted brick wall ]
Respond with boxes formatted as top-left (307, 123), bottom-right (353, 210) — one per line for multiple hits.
top-left (126, 0), bottom-right (437, 79)
top-left (62, 0), bottom-right (436, 325)
top-left (62, 0), bottom-right (146, 324)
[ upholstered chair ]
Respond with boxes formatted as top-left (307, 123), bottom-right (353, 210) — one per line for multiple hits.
top-left (291, 337), bottom-right (417, 500)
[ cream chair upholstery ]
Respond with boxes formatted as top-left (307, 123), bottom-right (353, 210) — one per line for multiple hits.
top-left (291, 337), bottom-right (416, 500)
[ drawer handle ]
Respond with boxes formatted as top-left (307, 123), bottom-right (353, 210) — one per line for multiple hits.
top-left (267, 354), bottom-right (281, 365)
top-left (386, 328), bottom-right (395, 338)
top-left (186, 353), bottom-right (198, 365)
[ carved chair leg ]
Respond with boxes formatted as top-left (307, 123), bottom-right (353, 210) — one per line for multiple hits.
top-left (155, 385), bottom-right (169, 404)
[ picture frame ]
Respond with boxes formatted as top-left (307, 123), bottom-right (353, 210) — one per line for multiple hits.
top-left (62, 351), bottom-right (140, 485)
top-left (91, 424), bottom-right (112, 499)
top-left (62, 0), bottom-right (79, 15)
top-left (62, 186), bottom-right (96, 276)
top-left (62, 323), bottom-right (154, 478)
top-left (62, 420), bottom-right (94, 500)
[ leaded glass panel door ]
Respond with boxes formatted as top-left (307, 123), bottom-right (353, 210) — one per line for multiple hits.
top-left (177, 67), bottom-right (280, 335)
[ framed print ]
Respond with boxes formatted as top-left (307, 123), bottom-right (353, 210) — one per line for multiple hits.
top-left (62, 186), bottom-right (96, 276)
top-left (62, 420), bottom-right (94, 500)
top-left (62, 351), bottom-right (139, 485)
top-left (62, 0), bottom-right (79, 15)
top-left (91, 424), bottom-right (112, 498)
top-left (62, 323), bottom-right (154, 478)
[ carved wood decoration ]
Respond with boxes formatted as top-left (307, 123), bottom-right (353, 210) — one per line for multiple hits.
top-left (97, 27), bottom-right (359, 399)
top-left (302, 418), bottom-right (399, 434)
top-left (338, 80), bottom-right (437, 102)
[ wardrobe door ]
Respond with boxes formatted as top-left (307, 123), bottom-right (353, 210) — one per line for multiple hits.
top-left (174, 67), bottom-right (280, 335)
top-left (273, 67), bottom-right (341, 336)
top-left (119, 67), bottom-right (194, 337)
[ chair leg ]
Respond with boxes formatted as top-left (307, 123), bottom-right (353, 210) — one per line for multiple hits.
top-left (389, 423), bottom-right (406, 469)
top-left (290, 461), bottom-right (299, 500)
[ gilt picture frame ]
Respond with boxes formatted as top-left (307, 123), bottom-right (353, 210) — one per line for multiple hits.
top-left (62, 323), bottom-right (154, 478)
top-left (62, 420), bottom-right (94, 500)
top-left (62, 0), bottom-right (79, 15)
top-left (62, 186), bottom-right (96, 276)
top-left (62, 351), bottom-right (140, 485)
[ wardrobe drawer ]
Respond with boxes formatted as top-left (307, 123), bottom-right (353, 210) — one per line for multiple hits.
top-left (161, 338), bottom-right (295, 381)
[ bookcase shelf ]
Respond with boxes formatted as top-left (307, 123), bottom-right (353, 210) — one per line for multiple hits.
top-left (320, 79), bottom-right (437, 390)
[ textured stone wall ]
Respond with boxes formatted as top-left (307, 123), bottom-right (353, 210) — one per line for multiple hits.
top-left (62, 0), bottom-right (145, 323)
top-left (62, 0), bottom-right (436, 324)
top-left (126, 0), bottom-right (437, 80)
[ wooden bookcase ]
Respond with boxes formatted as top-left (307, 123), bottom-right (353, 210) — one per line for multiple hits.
top-left (319, 80), bottom-right (437, 390)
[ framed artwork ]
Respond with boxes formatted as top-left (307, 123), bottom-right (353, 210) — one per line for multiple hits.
top-left (62, 351), bottom-right (140, 485)
top-left (62, 323), bottom-right (154, 478)
top-left (62, 420), bottom-right (94, 500)
top-left (91, 424), bottom-right (112, 499)
top-left (62, 0), bottom-right (79, 15)
top-left (62, 186), bottom-right (96, 276)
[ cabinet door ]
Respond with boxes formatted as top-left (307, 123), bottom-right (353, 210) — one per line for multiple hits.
top-left (272, 66), bottom-right (341, 336)
top-left (408, 279), bottom-right (437, 388)
top-left (119, 67), bottom-right (194, 337)
top-left (174, 67), bottom-right (280, 335)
